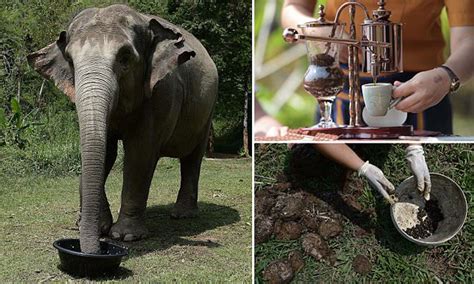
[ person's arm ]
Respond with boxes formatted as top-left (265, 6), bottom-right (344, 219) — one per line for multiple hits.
top-left (313, 144), bottom-right (364, 171)
top-left (255, 101), bottom-right (284, 137)
top-left (393, 26), bottom-right (474, 113)
top-left (281, 0), bottom-right (317, 30)
top-left (313, 144), bottom-right (395, 203)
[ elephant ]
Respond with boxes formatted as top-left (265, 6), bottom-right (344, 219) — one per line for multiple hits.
top-left (27, 4), bottom-right (218, 254)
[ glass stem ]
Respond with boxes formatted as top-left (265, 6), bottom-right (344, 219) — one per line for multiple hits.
top-left (319, 100), bottom-right (334, 124)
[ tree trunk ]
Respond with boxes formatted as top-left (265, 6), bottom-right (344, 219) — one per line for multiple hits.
top-left (206, 121), bottom-right (215, 157)
top-left (242, 91), bottom-right (249, 157)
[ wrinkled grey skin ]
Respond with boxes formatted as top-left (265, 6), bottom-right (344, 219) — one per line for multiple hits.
top-left (27, 5), bottom-right (217, 254)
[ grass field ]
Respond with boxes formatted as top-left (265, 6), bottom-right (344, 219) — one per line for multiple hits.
top-left (0, 157), bottom-right (252, 282)
top-left (255, 144), bottom-right (473, 283)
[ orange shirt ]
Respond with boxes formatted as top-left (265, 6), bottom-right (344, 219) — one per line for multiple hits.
top-left (325, 0), bottom-right (474, 72)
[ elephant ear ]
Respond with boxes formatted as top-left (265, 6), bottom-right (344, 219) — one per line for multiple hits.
top-left (27, 31), bottom-right (75, 102)
top-left (146, 18), bottom-right (196, 97)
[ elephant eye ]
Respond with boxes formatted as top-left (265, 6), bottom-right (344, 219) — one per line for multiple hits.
top-left (119, 53), bottom-right (130, 66)
top-left (117, 45), bottom-right (136, 68)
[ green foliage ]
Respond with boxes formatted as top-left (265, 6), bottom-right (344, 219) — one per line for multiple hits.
top-left (164, 0), bottom-right (252, 136)
top-left (0, 98), bottom-right (42, 148)
top-left (0, 109), bottom-right (81, 176)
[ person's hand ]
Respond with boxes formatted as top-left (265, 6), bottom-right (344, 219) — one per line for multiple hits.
top-left (266, 126), bottom-right (288, 137)
top-left (254, 115), bottom-right (284, 137)
top-left (358, 161), bottom-right (395, 204)
top-left (392, 68), bottom-right (451, 113)
top-left (406, 145), bottom-right (431, 200)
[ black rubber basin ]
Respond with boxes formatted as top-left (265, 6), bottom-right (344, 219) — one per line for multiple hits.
top-left (53, 238), bottom-right (128, 277)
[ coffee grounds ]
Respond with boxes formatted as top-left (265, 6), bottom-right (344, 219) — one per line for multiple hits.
top-left (304, 53), bottom-right (344, 98)
top-left (405, 200), bottom-right (444, 239)
top-left (310, 53), bottom-right (335, 66)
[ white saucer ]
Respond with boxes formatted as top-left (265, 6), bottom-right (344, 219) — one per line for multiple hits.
top-left (362, 106), bottom-right (407, 127)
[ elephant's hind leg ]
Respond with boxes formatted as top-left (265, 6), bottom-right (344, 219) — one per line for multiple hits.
top-left (171, 129), bottom-right (209, 219)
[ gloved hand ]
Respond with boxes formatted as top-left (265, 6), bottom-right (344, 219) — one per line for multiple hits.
top-left (406, 145), bottom-right (431, 200)
top-left (358, 161), bottom-right (396, 204)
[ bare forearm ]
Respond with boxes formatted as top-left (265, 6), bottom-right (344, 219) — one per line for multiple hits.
top-left (313, 144), bottom-right (365, 171)
top-left (445, 27), bottom-right (474, 83)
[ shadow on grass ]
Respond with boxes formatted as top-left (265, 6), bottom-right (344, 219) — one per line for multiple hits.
top-left (120, 201), bottom-right (241, 258)
top-left (60, 266), bottom-right (134, 281)
top-left (373, 201), bottom-right (427, 255)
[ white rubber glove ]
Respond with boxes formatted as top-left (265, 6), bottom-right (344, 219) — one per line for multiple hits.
top-left (358, 161), bottom-right (396, 204)
top-left (406, 145), bottom-right (431, 200)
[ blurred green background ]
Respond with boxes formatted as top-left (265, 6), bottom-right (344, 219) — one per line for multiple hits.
top-left (255, 0), bottom-right (474, 135)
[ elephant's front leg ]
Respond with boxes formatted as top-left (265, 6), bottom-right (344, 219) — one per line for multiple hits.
top-left (78, 137), bottom-right (117, 235)
top-left (110, 138), bottom-right (158, 241)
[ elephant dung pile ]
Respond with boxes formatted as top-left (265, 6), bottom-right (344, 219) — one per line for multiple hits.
top-left (256, 184), bottom-right (345, 282)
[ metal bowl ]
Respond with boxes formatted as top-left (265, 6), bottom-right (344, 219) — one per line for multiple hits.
top-left (390, 173), bottom-right (467, 246)
top-left (53, 238), bottom-right (128, 277)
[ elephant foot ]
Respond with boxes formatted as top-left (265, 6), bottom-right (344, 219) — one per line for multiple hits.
top-left (110, 216), bottom-right (148, 242)
top-left (99, 209), bottom-right (113, 236)
top-left (171, 203), bottom-right (199, 219)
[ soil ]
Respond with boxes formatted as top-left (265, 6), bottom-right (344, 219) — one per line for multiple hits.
top-left (425, 247), bottom-right (456, 277)
top-left (341, 194), bottom-right (363, 212)
top-left (288, 250), bottom-right (305, 273)
top-left (255, 189), bottom-right (277, 216)
top-left (276, 173), bottom-right (288, 183)
top-left (301, 233), bottom-right (333, 262)
top-left (274, 220), bottom-right (303, 240)
top-left (255, 215), bottom-right (274, 244)
top-left (273, 182), bottom-right (292, 192)
top-left (272, 194), bottom-right (305, 221)
top-left (354, 226), bottom-right (371, 237)
top-left (301, 213), bottom-right (320, 232)
top-left (352, 255), bottom-right (372, 275)
top-left (256, 180), bottom-right (347, 279)
top-left (341, 172), bottom-right (365, 197)
top-left (405, 200), bottom-right (444, 239)
top-left (318, 219), bottom-right (343, 240)
top-left (262, 260), bottom-right (294, 284)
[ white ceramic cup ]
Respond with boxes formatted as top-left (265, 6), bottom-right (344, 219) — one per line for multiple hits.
top-left (361, 83), bottom-right (401, 116)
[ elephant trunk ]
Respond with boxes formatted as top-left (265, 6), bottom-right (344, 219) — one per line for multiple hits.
top-left (74, 59), bottom-right (117, 254)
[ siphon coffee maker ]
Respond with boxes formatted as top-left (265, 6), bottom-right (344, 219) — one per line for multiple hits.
top-left (283, 0), bottom-right (408, 138)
